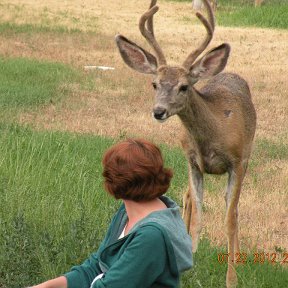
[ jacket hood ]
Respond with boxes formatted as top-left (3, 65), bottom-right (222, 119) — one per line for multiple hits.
top-left (128, 196), bottom-right (193, 272)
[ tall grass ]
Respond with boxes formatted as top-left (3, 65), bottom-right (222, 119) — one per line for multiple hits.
top-left (0, 124), bottom-right (287, 287)
top-left (0, 124), bottom-right (188, 287)
top-left (0, 125), bottom-right (114, 287)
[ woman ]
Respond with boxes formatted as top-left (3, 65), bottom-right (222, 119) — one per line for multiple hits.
top-left (30, 139), bottom-right (192, 288)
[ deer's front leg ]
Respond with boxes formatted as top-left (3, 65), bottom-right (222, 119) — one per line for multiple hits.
top-left (225, 165), bottom-right (244, 288)
top-left (183, 163), bottom-right (203, 253)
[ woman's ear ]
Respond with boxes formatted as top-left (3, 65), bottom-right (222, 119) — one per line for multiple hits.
top-left (115, 34), bottom-right (158, 74)
top-left (189, 43), bottom-right (230, 82)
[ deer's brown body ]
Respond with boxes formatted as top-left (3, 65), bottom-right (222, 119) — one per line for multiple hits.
top-left (181, 72), bottom-right (256, 176)
top-left (115, 1), bottom-right (256, 287)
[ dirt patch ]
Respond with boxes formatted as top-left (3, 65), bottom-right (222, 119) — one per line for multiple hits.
top-left (0, 32), bottom-right (114, 68)
top-left (1, 0), bottom-right (287, 253)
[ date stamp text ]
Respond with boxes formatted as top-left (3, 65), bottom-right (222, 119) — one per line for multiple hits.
top-left (217, 252), bottom-right (288, 265)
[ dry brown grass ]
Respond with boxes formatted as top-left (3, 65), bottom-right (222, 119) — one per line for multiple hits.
top-left (1, 0), bottom-right (287, 253)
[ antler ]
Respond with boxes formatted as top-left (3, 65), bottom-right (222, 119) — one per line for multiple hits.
top-left (139, 0), bottom-right (167, 66)
top-left (182, 0), bottom-right (215, 69)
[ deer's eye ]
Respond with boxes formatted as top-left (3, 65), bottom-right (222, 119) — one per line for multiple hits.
top-left (152, 82), bottom-right (157, 90)
top-left (179, 85), bottom-right (188, 92)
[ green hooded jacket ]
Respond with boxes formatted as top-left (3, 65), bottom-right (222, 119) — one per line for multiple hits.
top-left (65, 196), bottom-right (192, 288)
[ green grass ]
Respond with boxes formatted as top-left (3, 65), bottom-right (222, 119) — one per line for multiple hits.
top-left (182, 238), bottom-right (288, 287)
top-left (0, 125), bottom-right (115, 287)
top-left (0, 56), bottom-right (97, 124)
top-left (169, 0), bottom-right (288, 29)
top-left (0, 124), bottom-right (287, 287)
top-left (217, 3), bottom-right (288, 29)
top-left (0, 57), bottom-right (80, 111)
top-left (255, 137), bottom-right (288, 161)
top-left (0, 124), bottom-right (188, 287)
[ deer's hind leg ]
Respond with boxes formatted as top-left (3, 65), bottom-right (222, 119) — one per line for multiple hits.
top-left (229, 160), bottom-right (248, 255)
top-left (183, 163), bottom-right (203, 253)
top-left (225, 165), bottom-right (244, 288)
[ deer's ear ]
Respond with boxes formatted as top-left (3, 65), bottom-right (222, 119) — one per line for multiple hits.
top-left (115, 34), bottom-right (157, 75)
top-left (189, 43), bottom-right (230, 81)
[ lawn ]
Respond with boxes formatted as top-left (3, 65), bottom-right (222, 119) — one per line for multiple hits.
top-left (172, 0), bottom-right (288, 29)
top-left (0, 0), bottom-right (287, 287)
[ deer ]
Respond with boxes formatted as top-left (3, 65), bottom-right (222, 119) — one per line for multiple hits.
top-left (115, 0), bottom-right (256, 287)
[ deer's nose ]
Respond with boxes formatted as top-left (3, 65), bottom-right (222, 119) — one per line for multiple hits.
top-left (153, 107), bottom-right (167, 120)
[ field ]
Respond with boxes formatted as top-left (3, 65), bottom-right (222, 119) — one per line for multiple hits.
top-left (0, 0), bottom-right (287, 287)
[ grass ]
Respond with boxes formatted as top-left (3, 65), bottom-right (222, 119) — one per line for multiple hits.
top-left (170, 0), bottom-right (288, 29)
top-left (0, 1), bottom-right (287, 287)
top-left (0, 124), bottom-right (287, 287)
top-left (0, 22), bottom-right (83, 34)
top-left (0, 57), bottom-right (80, 110)
top-left (0, 124), bottom-right (188, 287)
top-left (182, 239), bottom-right (288, 287)
top-left (1, 0), bottom-right (288, 33)
top-left (217, 3), bottom-right (288, 29)
top-left (0, 125), bottom-right (116, 287)
top-left (0, 56), bottom-right (97, 125)
top-left (255, 137), bottom-right (288, 162)
top-left (0, 2), bottom-right (99, 33)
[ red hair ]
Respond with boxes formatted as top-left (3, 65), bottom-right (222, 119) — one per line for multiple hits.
top-left (102, 139), bottom-right (173, 201)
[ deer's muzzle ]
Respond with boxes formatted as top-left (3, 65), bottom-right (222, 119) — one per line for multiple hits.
top-left (153, 107), bottom-right (167, 121)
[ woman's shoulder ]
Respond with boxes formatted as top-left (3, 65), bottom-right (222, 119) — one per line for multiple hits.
top-left (127, 224), bottom-right (171, 257)
top-left (132, 222), bottom-right (171, 244)
top-left (131, 223), bottom-right (180, 274)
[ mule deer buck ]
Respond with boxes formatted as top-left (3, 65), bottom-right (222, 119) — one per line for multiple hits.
top-left (115, 0), bottom-right (256, 287)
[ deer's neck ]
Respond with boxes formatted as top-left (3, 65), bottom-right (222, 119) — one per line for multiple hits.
top-left (178, 88), bottom-right (217, 144)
